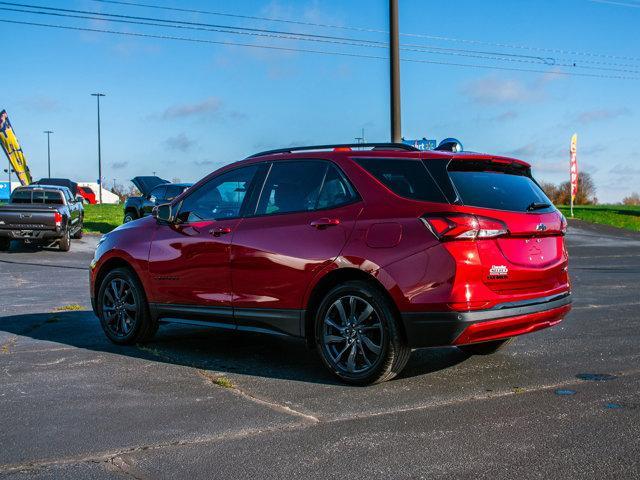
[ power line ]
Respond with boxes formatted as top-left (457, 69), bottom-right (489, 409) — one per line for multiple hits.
top-left (1, 18), bottom-right (638, 81)
top-left (2, 3), bottom-right (639, 75)
top-left (0, 1), bottom-right (556, 64)
top-left (87, 0), bottom-right (640, 63)
top-left (588, 0), bottom-right (640, 7)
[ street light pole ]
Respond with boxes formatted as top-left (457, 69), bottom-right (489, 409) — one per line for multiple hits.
top-left (389, 0), bottom-right (401, 143)
top-left (44, 130), bottom-right (53, 177)
top-left (91, 93), bottom-right (105, 204)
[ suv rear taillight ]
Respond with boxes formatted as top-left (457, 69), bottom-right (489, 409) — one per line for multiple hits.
top-left (422, 214), bottom-right (508, 241)
top-left (559, 213), bottom-right (568, 235)
top-left (54, 212), bottom-right (62, 228)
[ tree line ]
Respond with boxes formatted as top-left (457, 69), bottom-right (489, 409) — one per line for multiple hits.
top-left (539, 172), bottom-right (639, 206)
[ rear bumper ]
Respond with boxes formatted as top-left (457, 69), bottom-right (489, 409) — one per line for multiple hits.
top-left (401, 293), bottom-right (572, 348)
top-left (0, 229), bottom-right (61, 241)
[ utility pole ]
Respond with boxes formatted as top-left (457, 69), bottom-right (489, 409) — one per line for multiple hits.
top-left (389, 0), bottom-right (401, 143)
top-left (44, 130), bottom-right (53, 177)
top-left (91, 93), bottom-right (105, 204)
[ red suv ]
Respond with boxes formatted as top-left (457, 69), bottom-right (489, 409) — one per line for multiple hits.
top-left (90, 143), bottom-right (571, 384)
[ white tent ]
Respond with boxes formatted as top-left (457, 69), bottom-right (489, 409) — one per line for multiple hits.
top-left (5, 181), bottom-right (120, 204)
top-left (78, 182), bottom-right (120, 204)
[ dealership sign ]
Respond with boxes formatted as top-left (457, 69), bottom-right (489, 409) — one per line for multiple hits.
top-left (402, 138), bottom-right (437, 151)
top-left (0, 181), bottom-right (10, 201)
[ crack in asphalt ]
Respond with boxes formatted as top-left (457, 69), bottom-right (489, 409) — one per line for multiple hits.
top-left (3, 367), bottom-right (638, 476)
top-left (0, 423), bottom-right (313, 476)
top-left (135, 345), bottom-right (320, 424)
top-left (103, 455), bottom-right (150, 480)
top-left (198, 369), bottom-right (320, 424)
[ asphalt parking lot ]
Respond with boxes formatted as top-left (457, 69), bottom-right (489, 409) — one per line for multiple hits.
top-left (1, 221), bottom-right (639, 479)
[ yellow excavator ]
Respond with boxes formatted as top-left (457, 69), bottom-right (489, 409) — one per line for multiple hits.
top-left (0, 109), bottom-right (32, 186)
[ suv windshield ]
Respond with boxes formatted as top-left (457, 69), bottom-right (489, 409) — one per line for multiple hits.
top-left (447, 161), bottom-right (553, 213)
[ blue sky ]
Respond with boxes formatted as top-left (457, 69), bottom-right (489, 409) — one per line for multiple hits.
top-left (2, 0), bottom-right (638, 202)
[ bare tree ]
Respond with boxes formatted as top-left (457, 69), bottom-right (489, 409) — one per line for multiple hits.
top-left (552, 172), bottom-right (597, 205)
top-left (622, 192), bottom-right (640, 206)
top-left (539, 181), bottom-right (560, 204)
top-left (110, 181), bottom-right (140, 202)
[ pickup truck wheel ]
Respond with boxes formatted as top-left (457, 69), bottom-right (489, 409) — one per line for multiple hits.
top-left (97, 268), bottom-right (157, 345)
top-left (58, 230), bottom-right (71, 252)
top-left (315, 280), bottom-right (411, 385)
top-left (123, 211), bottom-right (138, 223)
top-left (458, 338), bottom-right (512, 355)
top-left (0, 238), bottom-right (10, 251)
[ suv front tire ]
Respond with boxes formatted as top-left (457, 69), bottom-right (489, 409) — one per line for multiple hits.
top-left (97, 267), bottom-right (158, 344)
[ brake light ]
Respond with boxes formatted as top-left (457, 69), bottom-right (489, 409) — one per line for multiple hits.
top-left (54, 211), bottom-right (62, 228)
top-left (333, 147), bottom-right (352, 151)
top-left (422, 214), bottom-right (508, 240)
top-left (559, 213), bottom-right (568, 235)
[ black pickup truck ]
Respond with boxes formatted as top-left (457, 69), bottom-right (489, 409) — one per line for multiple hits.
top-left (123, 176), bottom-right (191, 223)
top-left (0, 185), bottom-right (84, 252)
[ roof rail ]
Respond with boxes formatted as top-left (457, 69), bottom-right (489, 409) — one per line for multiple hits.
top-left (246, 143), bottom-right (419, 159)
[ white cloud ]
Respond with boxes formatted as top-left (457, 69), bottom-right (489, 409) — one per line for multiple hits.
top-left (461, 72), bottom-right (562, 105)
top-left (574, 108), bottom-right (630, 125)
top-left (164, 133), bottom-right (196, 152)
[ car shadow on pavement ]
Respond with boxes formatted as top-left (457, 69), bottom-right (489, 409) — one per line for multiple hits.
top-left (0, 311), bottom-right (471, 386)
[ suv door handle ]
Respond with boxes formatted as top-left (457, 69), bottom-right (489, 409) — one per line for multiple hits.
top-left (209, 226), bottom-right (232, 237)
top-left (310, 218), bottom-right (340, 229)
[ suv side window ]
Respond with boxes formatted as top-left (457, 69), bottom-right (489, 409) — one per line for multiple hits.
top-left (355, 158), bottom-right (447, 203)
top-left (149, 186), bottom-right (166, 203)
top-left (177, 165), bottom-right (258, 223)
top-left (316, 165), bottom-right (357, 210)
top-left (255, 161), bottom-right (327, 216)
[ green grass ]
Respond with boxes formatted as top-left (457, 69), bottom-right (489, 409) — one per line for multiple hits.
top-left (558, 204), bottom-right (640, 232)
top-left (83, 204), bottom-right (123, 234)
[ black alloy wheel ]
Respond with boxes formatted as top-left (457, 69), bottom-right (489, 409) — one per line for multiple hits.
top-left (316, 280), bottom-right (410, 385)
top-left (97, 268), bottom-right (157, 344)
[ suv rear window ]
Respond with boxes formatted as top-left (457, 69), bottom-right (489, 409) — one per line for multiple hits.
top-left (447, 161), bottom-right (553, 212)
top-left (355, 158), bottom-right (447, 203)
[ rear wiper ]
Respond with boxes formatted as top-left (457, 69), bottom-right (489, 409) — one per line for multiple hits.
top-left (526, 202), bottom-right (552, 211)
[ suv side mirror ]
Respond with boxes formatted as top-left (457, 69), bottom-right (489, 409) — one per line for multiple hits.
top-left (153, 203), bottom-right (173, 224)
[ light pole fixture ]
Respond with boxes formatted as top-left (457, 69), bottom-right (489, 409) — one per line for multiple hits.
top-left (44, 130), bottom-right (53, 177)
top-left (91, 93), bottom-right (105, 204)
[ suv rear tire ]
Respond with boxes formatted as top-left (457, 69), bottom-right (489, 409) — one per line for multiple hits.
top-left (0, 238), bottom-right (10, 251)
top-left (315, 280), bottom-right (410, 385)
top-left (97, 267), bottom-right (158, 345)
top-left (458, 338), bottom-right (512, 355)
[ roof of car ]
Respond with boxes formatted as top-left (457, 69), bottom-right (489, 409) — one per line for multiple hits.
top-left (17, 184), bottom-right (70, 192)
top-left (244, 144), bottom-right (531, 168)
